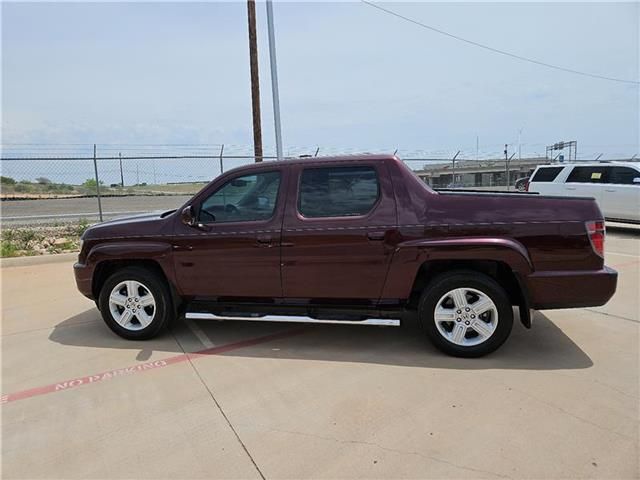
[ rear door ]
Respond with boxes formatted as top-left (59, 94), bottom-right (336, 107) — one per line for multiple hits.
top-left (601, 166), bottom-right (640, 222)
top-left (562, 166), bottom-right (607, 207)
top-left (281, 160), bottom-right (397, 303)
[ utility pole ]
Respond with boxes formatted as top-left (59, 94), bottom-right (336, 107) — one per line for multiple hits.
top-left (266, 0), bottom-right (283, 161)
top-left (476, 135), bottom-right (479, 160)
top-left (119, 152), bottom-right (124, 187)
top-left (247, 0), bottom-right (263, 162)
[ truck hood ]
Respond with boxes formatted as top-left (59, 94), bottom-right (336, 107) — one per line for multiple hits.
top-left (82, 210), bottom-right (174, 240)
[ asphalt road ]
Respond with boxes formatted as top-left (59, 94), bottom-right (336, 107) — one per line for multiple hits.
top-left (0, 195), bottom-right (192, 225)
top-left (1, 231), bottom-right (638, 479)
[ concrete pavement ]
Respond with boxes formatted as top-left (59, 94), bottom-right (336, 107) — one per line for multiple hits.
top-left (1, 231), bottom-right (638, 478)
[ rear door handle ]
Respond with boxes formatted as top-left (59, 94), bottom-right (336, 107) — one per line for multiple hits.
top-left (605, 189), bottom-right (616, 192)
top-left (566, 187), bottom-right (576, 190)
top-left (172, 244), bottom-right (193, 251)
top-left (367, 231), bottom-right (386, 241)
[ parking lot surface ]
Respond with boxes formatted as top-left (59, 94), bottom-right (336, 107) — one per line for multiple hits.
top-left (1, 229), bottom-right (638, 479)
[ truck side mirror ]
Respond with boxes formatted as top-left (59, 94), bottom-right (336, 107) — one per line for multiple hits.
top-left (633, 177), bottom-right (640, 184)
top-left (181, 205), bottom-right (195, 226)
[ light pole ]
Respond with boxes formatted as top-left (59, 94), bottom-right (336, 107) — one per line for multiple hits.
top-left (266, 0), bottom-right (283, 161)
top-left (518, 127), bottom-right (524, 161)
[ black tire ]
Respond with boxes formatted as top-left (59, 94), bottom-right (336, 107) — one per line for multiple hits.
top-left (418, 270), bottom-right (513, 357)
top-left (98, 266), bottom-right (174, 340)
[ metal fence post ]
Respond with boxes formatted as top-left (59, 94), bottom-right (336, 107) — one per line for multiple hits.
top-left (119, 152), bottom-right (124, 187)
top-left (219, 144), bottom-right (225, 174)
top-left (93, 144), bottom-right (103, 221)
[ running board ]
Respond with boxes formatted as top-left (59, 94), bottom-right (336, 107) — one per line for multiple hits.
top-left (185, 312), bottom-right (400, 327)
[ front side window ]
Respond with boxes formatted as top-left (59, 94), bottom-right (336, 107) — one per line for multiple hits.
top-left (608, 166), bottom-right (640, 185)
top-left (298, 166), bottom-right (379, 218)
top-left (531, 166), bottom-right (564, 182)
top-left (566, 166), bottom-right (610, 183)
top-left (199, 171), bottom-right (281, 223)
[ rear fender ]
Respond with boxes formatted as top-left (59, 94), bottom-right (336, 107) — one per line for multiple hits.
top-left (382, 237), bottom-right (533, 300)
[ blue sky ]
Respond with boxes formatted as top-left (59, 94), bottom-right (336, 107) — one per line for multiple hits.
top-left (2, 1), bottom-right (639, 160)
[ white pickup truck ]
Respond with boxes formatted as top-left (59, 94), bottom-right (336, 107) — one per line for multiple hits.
top-left (528, 162), bottom-right (640, 224)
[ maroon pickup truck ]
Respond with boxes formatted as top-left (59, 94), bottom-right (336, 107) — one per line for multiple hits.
top-left (74, 155), bottom-right (617, 357)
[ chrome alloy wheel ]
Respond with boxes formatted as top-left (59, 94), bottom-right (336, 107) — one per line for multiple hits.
top-left (108, 280), bottom-right (156, 331)
top-left (433, 287), bottom-right (499, 347)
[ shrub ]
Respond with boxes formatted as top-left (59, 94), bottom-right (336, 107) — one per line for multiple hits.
top-left (83, 178), bottom-right (104, 188)
top-left (1, 240), bottom-right (17, 257)
top-left (14, 183), bottom-right (33, 193)
top-left (35, 177), bottom-right (52, 185)
top-left (71, 218), bottom-right (92, 237)
top-left (0, 176), bottom-right (16, 185)
top-left (16, 229), bottom-right (38, 250)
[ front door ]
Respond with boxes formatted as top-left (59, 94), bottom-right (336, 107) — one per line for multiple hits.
top-left (281, 161), bottom-right (397, 303)
top-left (172, 168), bottom-right (286, 299)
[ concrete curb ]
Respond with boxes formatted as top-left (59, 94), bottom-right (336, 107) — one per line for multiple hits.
top-left (0, 252), bottom-right (78, 268)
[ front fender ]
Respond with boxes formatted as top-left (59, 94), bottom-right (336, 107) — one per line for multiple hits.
top-left (85, 241), bottom-right (175, 294)
top-left (87, 241), bottom-right (173, 266)
top-left (382, 236), bottom-right (533, 299)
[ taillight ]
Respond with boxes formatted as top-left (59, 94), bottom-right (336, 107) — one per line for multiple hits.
top-left (524, 180), bottom-right (530, 192)
top-left (586, 220), bottom-right (606, 257)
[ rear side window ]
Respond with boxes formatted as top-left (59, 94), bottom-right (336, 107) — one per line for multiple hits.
top-left (566, 166), bottom-right (610, 183)
top-left (298, 166), bottom-right (379, 218)
top-left (608, 166), bottom-right (639, 185)
top-left (531, 166), bottom-right (564, 182)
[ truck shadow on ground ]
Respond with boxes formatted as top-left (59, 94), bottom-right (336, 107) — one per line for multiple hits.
top-left (49, 309), bottom-right (593, 370)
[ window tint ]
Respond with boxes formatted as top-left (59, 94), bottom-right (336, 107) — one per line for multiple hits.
top-left (298, 166), bottom-right (379, 218)
top-left (531, 166), bottom-right (564, 182)
top-left (566, 166), bottom-right (610, 183)
top-left (608, 166), bottom-right (640, 185)
top-left (199, 171), bottom-right (280, 223)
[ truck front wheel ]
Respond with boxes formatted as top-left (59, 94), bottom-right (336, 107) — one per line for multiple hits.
top-left (98, 266), bottom-right (174, 340)
top-left (419, 271), bottom-right (513, 357)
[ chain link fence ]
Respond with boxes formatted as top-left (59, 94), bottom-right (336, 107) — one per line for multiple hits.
top-left (1, 144), bottom-right (543, 226)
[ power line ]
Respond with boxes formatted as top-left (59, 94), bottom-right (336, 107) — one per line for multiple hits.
top-left (361, 0), bottom-right (640, 85)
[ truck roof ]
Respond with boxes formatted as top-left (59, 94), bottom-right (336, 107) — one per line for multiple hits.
top-left (225, 153), bottom-right (401, 175)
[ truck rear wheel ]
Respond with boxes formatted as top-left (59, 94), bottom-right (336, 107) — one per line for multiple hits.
top-left (98, 266), bottom-right (174, 340)
top-left (418, 271), bottom-right (513, 357)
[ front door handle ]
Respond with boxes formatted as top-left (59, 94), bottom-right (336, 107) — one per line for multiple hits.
top-left (172, 245), bottom-right (193, 252)
top-left (256, 234), bottom-right (273, 247)
top-left (605, 189), bottom-right (616, 192)
top-left (367, 231), bottom-right (386, 241)
top-left (566, 187), bottom-right (576, 191)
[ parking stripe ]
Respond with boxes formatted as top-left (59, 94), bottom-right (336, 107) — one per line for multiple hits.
top-left (185, 318), bottom-right (216, 349)
top-left (0, 327), bottom-right (307, 405)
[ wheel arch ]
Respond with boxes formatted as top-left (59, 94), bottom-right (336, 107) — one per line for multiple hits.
top-left (406, 258), bottom-right (532, 328)
top-left (87, 242), bottom-right (181, 310)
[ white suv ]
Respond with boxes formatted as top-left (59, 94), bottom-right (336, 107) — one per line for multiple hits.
top-left (528, 162), bottom-right (640, 224)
